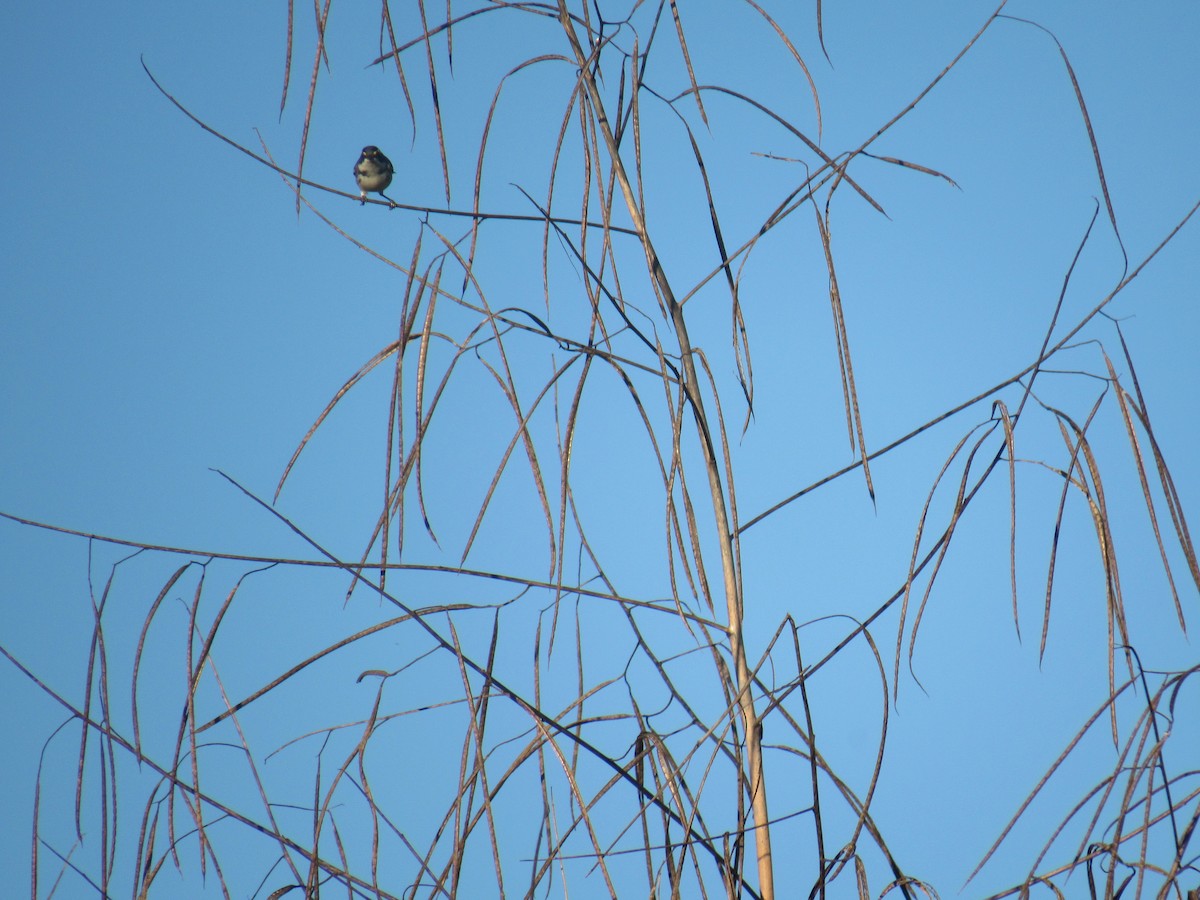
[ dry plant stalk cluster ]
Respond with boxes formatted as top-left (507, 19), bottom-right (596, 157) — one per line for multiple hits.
top-left (5, 2), bottom-right (1199, 899)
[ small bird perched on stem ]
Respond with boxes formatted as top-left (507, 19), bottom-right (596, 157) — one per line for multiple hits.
top-left (353, 145), bottom-right (395, 205)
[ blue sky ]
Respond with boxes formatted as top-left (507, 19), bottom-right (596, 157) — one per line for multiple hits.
top-left (3, 2), bottom-right (1199, 897)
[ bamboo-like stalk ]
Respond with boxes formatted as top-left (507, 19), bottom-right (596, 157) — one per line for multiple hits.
top-left (555, 5), bottom-right (774, 896)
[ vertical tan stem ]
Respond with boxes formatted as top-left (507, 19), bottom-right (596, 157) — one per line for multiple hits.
top-left (556, 7), bottom-right (774, 897)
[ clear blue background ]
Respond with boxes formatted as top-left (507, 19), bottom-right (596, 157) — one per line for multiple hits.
top-left (3, 2), bottom-right (1198, 896)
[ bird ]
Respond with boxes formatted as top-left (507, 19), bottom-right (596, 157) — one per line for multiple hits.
top-left (353, 145), bottom-right (395, 205)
